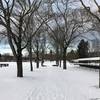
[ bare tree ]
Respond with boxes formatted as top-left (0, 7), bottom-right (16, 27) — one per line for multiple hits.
top-left (39, 0), bottom-right (85, 69)
top-left (40, 32), bottom-right (47, 66)
top-left (25, 8), bottom-right (48, 70)
top-left (25, 14), bottom-right (44, 71)
top-left (0, 0), bottom-right (42, 77)
top-left (32, 32), bottom-right (41, 68)
top-left (26, 15), bottom-right (34, 71)
top-left (48, 27), bottom-right (61, 66)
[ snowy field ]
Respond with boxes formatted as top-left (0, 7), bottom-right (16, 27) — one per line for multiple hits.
top-left (0, 61), bottom-right (100, 100)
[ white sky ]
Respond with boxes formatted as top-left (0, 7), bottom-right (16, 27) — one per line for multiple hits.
top-left (0, 0), bottom-right (100, 54)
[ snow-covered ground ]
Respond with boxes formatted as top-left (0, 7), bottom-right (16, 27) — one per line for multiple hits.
top-left (0, 61), bottom-right (100, 100)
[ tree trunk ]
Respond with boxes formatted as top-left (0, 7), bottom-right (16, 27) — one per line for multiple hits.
top-left (17, 47), bottom-right (23, 77)
top-left (99, 68), bottom-right (100, 88)
top-left (36, 59), bottom-right (39, 68)
top-left (56, 45), bottom-right (59, 66)
top-left (36, 51), bottom-right (39, 68)
top-left (59, 47), bottom-right (62, 67)
top-left (41, 50), bottom-right (44, 67)
top-left (36, 41), bottom-right (39, 68)
top-left (63, 48), bottom-right (67, 69)
top-left (7, 29), bottom-right (23, 77)
top-left (59, 60), bottom-right (61, 67)
top-left (29, 49), bottom-right (33, 71)
top-left (29, 40), bottom-right (33, 71)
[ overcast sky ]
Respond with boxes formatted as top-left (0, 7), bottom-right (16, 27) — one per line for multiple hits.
top-left (0, 0), bottom-right (100, 55)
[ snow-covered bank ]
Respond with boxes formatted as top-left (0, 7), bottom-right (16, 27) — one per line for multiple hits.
top-left (0, 61), bottom-right (100, 100)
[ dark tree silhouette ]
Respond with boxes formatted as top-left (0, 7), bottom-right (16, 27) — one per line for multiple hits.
top-left (77, 39), bottom-right (89, 58)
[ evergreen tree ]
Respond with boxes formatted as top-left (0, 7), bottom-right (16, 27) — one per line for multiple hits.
top-left (77, 39), bottom-right (89, 58)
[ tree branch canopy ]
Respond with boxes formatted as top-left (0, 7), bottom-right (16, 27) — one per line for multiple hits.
top-left (80, 0), bottom-right (100, 23)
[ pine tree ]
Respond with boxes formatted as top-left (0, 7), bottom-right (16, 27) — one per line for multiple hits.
top-left (77, 39), bottom-right (89, 58)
